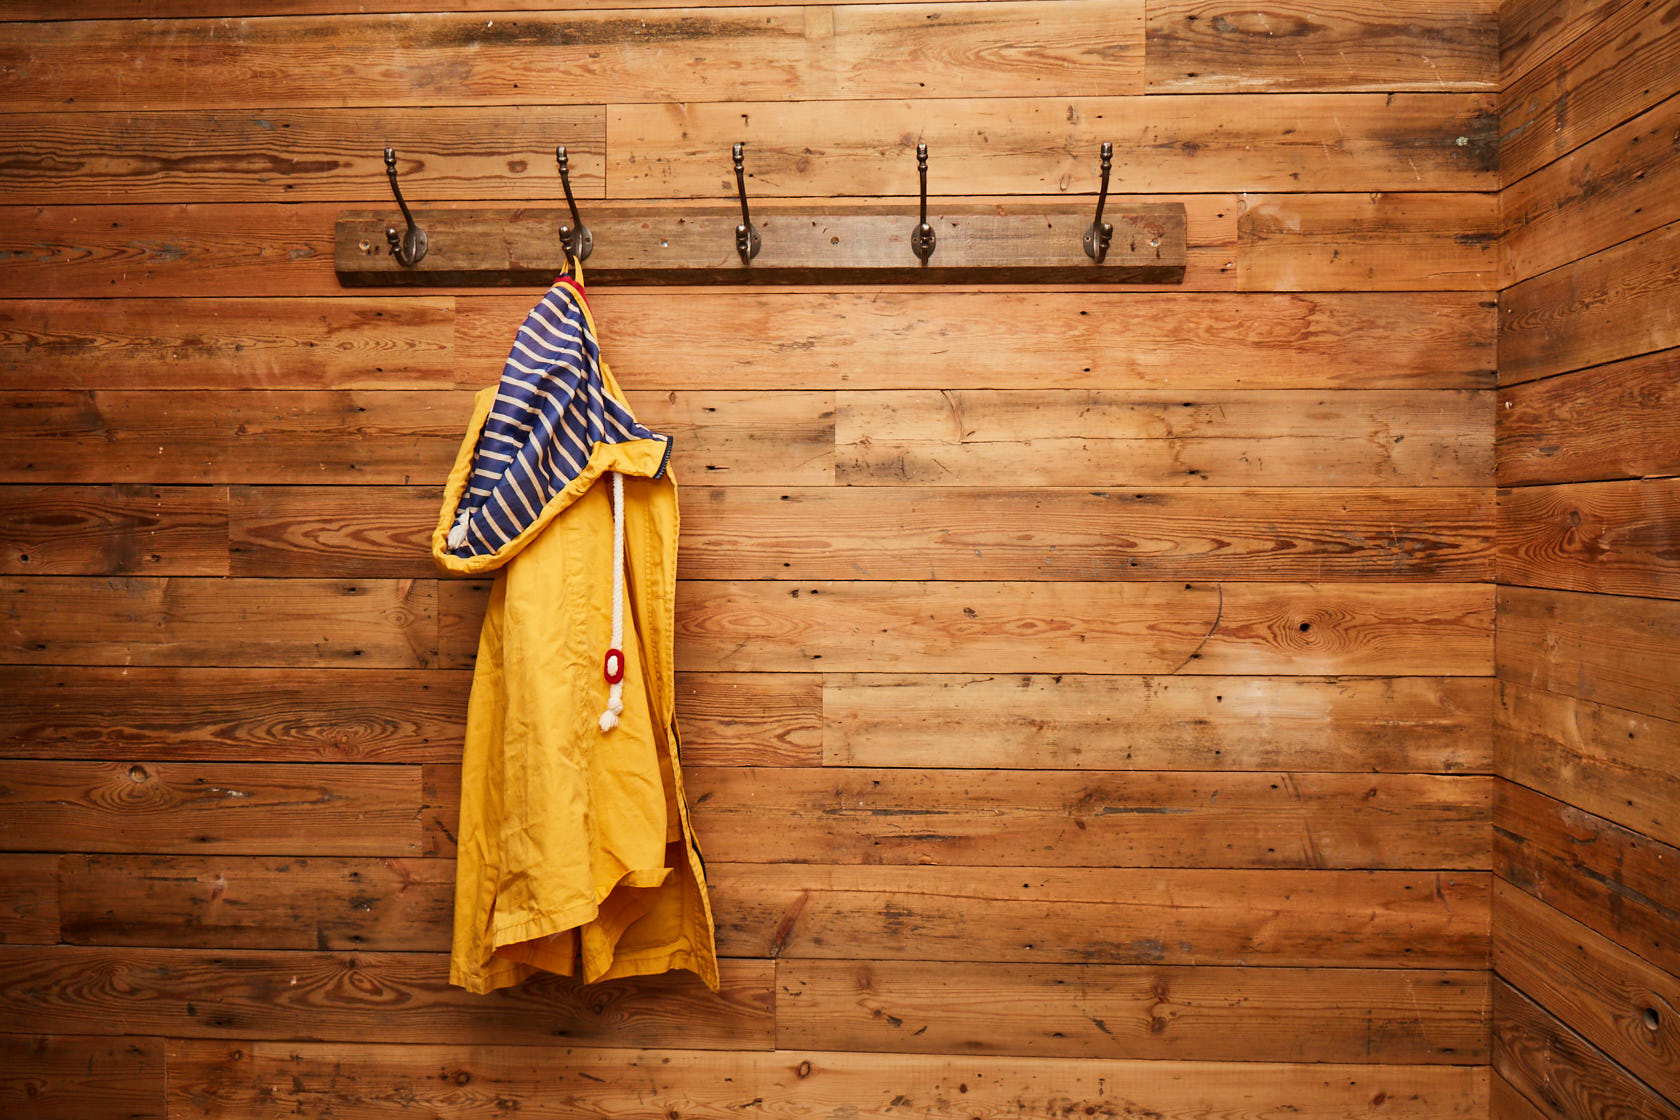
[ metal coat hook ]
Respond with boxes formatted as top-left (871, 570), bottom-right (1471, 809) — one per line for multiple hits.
top-left (1083, 141), bottom-right (1115, 263)
top-left (911, 143), bottom-right (937, 263)
top-left (383, 147), bottom-right (428, 268)
top-left (556, 145), bottom-right (593, 263)
top-left (733, 142), bottom-right (762, 263)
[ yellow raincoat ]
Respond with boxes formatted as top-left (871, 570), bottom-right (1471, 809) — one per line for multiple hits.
top-left (432, 269), bottom-right (718, 994)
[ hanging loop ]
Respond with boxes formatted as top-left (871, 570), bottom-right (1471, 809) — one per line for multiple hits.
top-left (556, 145), bottom-right (594, 263)
top-left (912, 142), bottom-right (936, 263)
top-left (733, 142), bottom-right (762, 263)
top-left (1083, 141), bottom-right (1115, 263)
top-left (382, 147), bottom-right (428, 268)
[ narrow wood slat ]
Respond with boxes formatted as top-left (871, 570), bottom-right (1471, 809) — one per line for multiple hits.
top-left (1496, 781), bottom-right (1680, 978)
top-left (1497, 479), bottom-right (1680, 599)
top-left (1499, 221), bottom-right (1680, 388)
top-left (0, 666), bottom-right (469, 763)
top-left (0, 195), bottom-right (1486, 297)
top-left (0, 107), bottom-right (604, 205)
top-left (0, 1034), bottom-right (164, 1120)
top-left (1498, 0), bottom-right (1624, 89)
top-left (336, 204), bottom-right (1189, 286)
top-left (636, 580), bottom-right (1493, 676)
top-left (0, 290), bottom-right (1496, 393)
top-left (48, 855), bottom-right (1490, 974)
top-left (1501, 90), bottom-right (1680, 287)
top-left (0, 946), bottom-right (774, 1049)
top-left (0, 484), bottom-right (228, 576)
top-left (1144, 0), bottom-right (1497, 92)
top-left (678, 768), bottom-right (1492, 869)
top-left (1496, 586), bottom-right (1680, 724)
top-left (1, 389), bottom-right (835, 485)
top-left (163, 1038), bottom-right (1489, 1120)
top-left (0, 0), bottom-right (1011, 13)
top-left (487, 289), bottom-right (1499, 391)
top-left (1239, 192), bottom-right (1498, 291)
top-left (1497, 349), bottom-right (1680, 484)
top-left (836, 388), bottom-right (1491, 487)
top-left (58, 853), bottom-right (454, 951)
top-left (707, 864), bottom-right (1491, 968)
top-left (0, 1), bottom-right (1144, 111)
top-left (777, 958), bottom-right (1487, 1062)
top-left (0, 666), bottom-right (818, 767)
top-left (0, 297), bottom-right (458, 391)
top-left (825, 674), bottom-right (1493, 772)
top-left (0, 854), bottom-right (58, 944)
top-left (607, 93), bottom-right (1497, 195)
top-left (0, 760), bottom-right (424, 856)
top-left (1494, 882), bottom-right (1680, 1109)
top-left (227, 484), bottom-right (1495, 580)
top-left (1496, 681), bottom-right (1680, 851)
top-left (1492, 1071), bottom-right (1559, 1120)
top-left (1494, 979), bottom-right (1676, 1120)
top-left (1500, 0), bottom-right (1680, 184)
top-left (1, 577), bottom-right (437, 668)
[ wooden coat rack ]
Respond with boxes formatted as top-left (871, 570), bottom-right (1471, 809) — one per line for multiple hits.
top-left (334, 144), bottom-right (1189, 287)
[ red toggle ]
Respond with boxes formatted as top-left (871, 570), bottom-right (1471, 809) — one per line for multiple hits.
top-left (603, 648), bottom-right (625, 684)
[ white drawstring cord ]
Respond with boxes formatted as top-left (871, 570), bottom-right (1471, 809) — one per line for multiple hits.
top-left (599, 471), bottom-right (625, 732)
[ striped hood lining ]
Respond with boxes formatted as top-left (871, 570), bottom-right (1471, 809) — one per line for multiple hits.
top-left (447, 275), bottom-right (669, 559)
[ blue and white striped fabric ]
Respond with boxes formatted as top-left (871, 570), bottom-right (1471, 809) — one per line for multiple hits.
top-left (448, 280), bottom-right (668, 558)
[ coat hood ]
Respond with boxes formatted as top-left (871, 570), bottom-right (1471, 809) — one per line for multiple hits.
top-left (433, 272), bottom-right (673, 576)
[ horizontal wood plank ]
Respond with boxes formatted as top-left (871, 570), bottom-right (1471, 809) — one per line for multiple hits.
top-left (1492, 1070), bottom-right (1559, 1120)
top-left (1496, 780), bottom-right (1680, 978)
top-left (0, 854), bottom-right (58, 944)
top-left (1500, 0), bottom-right (1680, 184)
top-left (637, 580), bottom-right (1495, 676)
top-left (608, 93), bottom-right (1497, 195)
top-left (1144, 0), bottom-right (1498, 92)
top-left (1496, 586), bottom-right (1680, 724)
top-left (1494, 882), bottom-right (1680, 1109)
top-left (0, 107), bottom-right (603, 206)
top-left (0, 195), bottom-right (1497, 297)
top-left (0, 665), bottom-right (817, 766)
top-left (836, 388), bottom-right (1492, 487)
top-left (1499, 221), bottom-right (1680, 388)
top-left (1497, 479), bottom-right (1680, 598)
top-left (1498, 0), bottom-right (1624, 89)
top-left (0, 760), bottom-right (424, 855)
top-left (1, 577), bottom-right (437, 668)
top-left (825, 673), bottom-right (1493, 772)
top-left (0, 2), bottom-right (1144, 110)
top-left (487, 288), bottom-right (1500, 391)
top-left (680, 768), bottom-right (1492, 869)
top-left (1501, 89), bottom-right (1680, 287)
top-left (1, 389), bottom-right (834, 486)
top-left (778, 958), bottom-right (1487, 1062)
top-left (709, 864), bottom-right (1490, 967)
top-left (58, 853), bottom-right (454, 951)
top-left (0, 1034), bottom-right (164, 1120)
top-left (1496, 349), bottom-right (1680, 485)
top-left (1494, 978), bottom-right (1676, 1120)
top-left (227, 484), bottom-right (1495, 580)
top-left (163, 1039), bottom-right (1489, 1120)
top-left (0, 484), bottom-right (228, 576)
top-left (1496, 681), bottom-right (1680, 850)
top-left (1238, 192), bottom-right (1498, 290)
top-left (0, 946), bottom-right (774, 1048)
top-left (0, 290), bottom-right (1496, 392)
top-left (0, 297), bottom-right (458, 392)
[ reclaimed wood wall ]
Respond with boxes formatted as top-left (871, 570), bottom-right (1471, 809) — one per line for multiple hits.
top-left (0, 1), bottom-right (1503, 1117)
top-left (1493, 0), bottom-right (1680, 1117)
